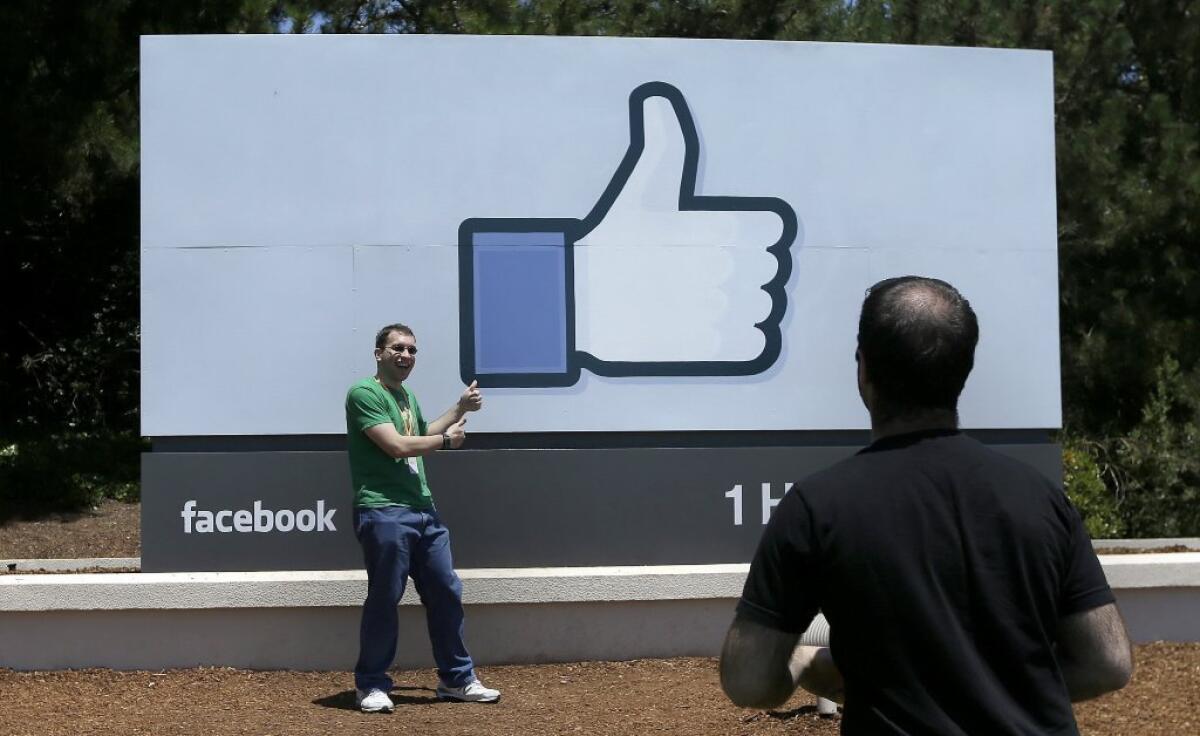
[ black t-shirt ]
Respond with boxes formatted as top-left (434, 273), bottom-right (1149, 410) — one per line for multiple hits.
top-left (738, 429), bottom-right (1114, 735)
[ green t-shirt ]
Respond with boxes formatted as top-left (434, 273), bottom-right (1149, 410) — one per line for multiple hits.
top-left (345, 377), bottom-right (434, 509)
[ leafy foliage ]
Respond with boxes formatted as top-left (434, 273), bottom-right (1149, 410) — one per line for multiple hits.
top-left (1105, 357), bottom-right (1200, 536)
top-left (0, 433), bottom-right (145, 522)
top-left (1, 1), bottom-right (290, 438)
top-left (1060, 434), bottom-right (1122, 539)
top-left (0, 2), bottom-right (290, 509)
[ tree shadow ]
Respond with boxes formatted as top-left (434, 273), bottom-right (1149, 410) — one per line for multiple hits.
top-left (313, 685), bottom-right (440, 711)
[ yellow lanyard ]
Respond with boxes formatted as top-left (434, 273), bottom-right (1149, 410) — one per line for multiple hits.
top-left (377, 378), bottom-right (414, 436)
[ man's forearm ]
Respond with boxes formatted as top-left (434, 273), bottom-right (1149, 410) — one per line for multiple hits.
top-left (375, 431), bottom-right (443, 458)
top-left (1056, 603), bottom-right (1134, 702)
top-left (426, 407), bottom-right (465, 436)
top-left (719, 617), bottom-right (802, 709)
top-left (1059, 660), bottom-right (1130, 702)
top-left (790, 646), bottom-right (844, 704)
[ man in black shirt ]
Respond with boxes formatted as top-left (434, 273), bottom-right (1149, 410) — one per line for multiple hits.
top-left (719, 276), bottom-right (1133, 734)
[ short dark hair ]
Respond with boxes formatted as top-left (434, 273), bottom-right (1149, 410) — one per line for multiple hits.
top-left (856, 276), bottom-right (978, 421)
top-left (375, 323), bottom-right (414, 349)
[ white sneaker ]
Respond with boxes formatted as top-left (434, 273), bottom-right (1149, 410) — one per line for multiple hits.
top-left (355, 687), bottom-right (394, 713)
top-left (436, 678), bottom-right (501, 703)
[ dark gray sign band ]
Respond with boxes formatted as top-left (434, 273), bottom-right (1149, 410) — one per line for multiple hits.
top-left (142, 443), bottom-right (1060, 573)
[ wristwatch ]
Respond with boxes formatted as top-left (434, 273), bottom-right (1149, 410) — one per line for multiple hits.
top-left (442, 433), bottom-right (452, 450)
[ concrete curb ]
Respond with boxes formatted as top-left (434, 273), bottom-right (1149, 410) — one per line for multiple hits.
top-left (1097, 553), bottom-right (1200, 589)
top-left (0, 564), bottom-right (750, 612)
top-left (1092, 538), bottom-right (1200, 550)
top-left (3, 557), bottom-right (1198, 612)
top-left (1, 557), bottom-right (1197, 670)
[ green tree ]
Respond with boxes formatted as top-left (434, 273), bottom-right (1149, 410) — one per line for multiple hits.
top-left (1050, 2), bottom-right (1200, 535)
top-left (0, 1), bottom-right (295, 517)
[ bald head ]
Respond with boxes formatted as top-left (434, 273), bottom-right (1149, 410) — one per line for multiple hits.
top-left (856, 277), bottom-right (978, 422)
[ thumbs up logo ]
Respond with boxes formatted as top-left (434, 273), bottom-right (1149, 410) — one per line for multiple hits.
top-left (459, 82), bottom-right (798, 387)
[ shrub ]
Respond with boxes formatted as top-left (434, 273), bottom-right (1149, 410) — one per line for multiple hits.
top-left (1106, 357), bottom-right (1200, 537)
top-left (1061, 435), bottom-right (1123, 539)
top-left (0, 431), bottom-right (143, 522)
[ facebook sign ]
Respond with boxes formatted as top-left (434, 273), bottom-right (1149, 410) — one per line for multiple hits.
top-left (140, 35), bottom-right (1061, 572)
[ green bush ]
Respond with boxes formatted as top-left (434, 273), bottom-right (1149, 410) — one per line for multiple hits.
top-left (1060, 357), bottom-right (1200, 539)
top-left (0, 431), bottom-right (143, 521)
top-left (1061, 436), bottom-right (1123, 539)
top-left (1107, 357), bottom-right (1200, 537)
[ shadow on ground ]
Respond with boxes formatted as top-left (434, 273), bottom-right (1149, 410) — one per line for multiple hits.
top-left (313, 685), bottom-right (440, 711)
top-left (742, 704), bottom-right (840, 723)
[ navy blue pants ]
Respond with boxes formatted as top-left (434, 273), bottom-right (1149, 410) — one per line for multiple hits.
top-left (353, 506), bottom-right (475, 691)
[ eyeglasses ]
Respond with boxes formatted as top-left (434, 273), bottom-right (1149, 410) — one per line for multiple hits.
top-left (383, 344), bottom-right (418, 356)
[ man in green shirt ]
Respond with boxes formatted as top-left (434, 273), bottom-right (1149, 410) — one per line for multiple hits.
top-left (347, 323), bottom-right (500, 712)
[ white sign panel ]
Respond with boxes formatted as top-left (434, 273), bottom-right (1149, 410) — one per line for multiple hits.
top-left (141, 34), bottom-right (1060, 435)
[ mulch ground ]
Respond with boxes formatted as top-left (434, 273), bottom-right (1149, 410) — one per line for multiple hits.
top-left (0, 499), bottom-right (140, 560)
top-left (0, 644), bottom-right (1195, 735)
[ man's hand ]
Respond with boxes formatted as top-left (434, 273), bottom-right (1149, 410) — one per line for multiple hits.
top-left (430, 382), bottom-right (482, 437)
top-left (790, 645), bottom-right (845, 704)
top-left (446, 416), bottom-right (468, 449)
top-left (457, 380), bottom-right (483, 414)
